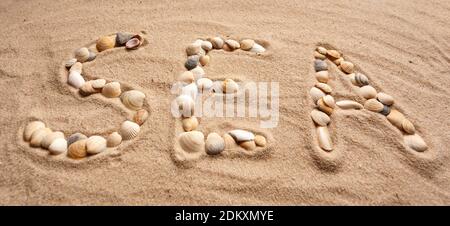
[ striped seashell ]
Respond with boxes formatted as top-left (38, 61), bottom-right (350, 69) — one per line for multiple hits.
top-left (178, 71), bottom-right (195, 84)
top-left (102, 82), bottom-right (121, 98)
top-left (68, 139), bottom-right (87, 159)
top-left (96, 36), bottom-right (115, 52)
top-left (208, 37), bottom-right (224, 49)
top-left (336, 100), bottom-right (363, 110)
top-left (182, 116), bottom-right (198, 132)
top-left (74, 47), bottom-right (89, 63)
top-left (86, 136), bottom-right (107, 155)
top-left (107, 132), bottom-right (122, 147)
top-left (404, 134), bottom-right (427, 152)
top-left (68, 71), bottom-right (85, 89)
top-left (121, 90), bottom-right (146, 110)
top-left (359, 85), bottom-right (377, 99)
top-left (240, 140), bottom-right (256, 150)
top-left (41, 131), bottom-right (65, 149)
top-left (177, 131), bottom-right (205, 153)
top-left (30, 127), bottom-right (52, 147)
top-left (228, 130), bottom-right (255, 142)
top-left (315, 82), bottom-right (332, 94)
top-left (240, 39), bottom-right (255, 51)
top-left (386, 109), bottom-right (405, 129)
top-left (340, 61), bottom-right (354, 74)
top-left (254, 135), bottom-right (267, 147)
top-left (310, 87), bottom-right (325, 104)
top-left (249, 43), bottom-right (265, 53)
top-left (310, 109), bottom-right (331, 126)
top-left (401, 119), bottom-right (415, 134)
top-left (351, 73), bottom-right (369, 87)
top-left (315, 71), bottom-right (329, 83)
top-left (326, 50), bottom-right (340, 59)
top-left (133, 109), bottom-right (149, 126)
top-left (317, 98), bottom-right (333, 115)
top-left (316, 46), bottom-right (327, 55)
top-left (205, 132), bottom-right (225, 155)
top-left (317, 126), bottom-right (332, 151)
top-left (24, 121), bottom-right (45, 141)
top-left (377, 92), bottom-right (394, 106)
top-left (119, 120), bottom-right (140, 140)
top-left (364, 99), bottom-right (384, 112)
top-left (48, 138), bottom-right (67, 155)
top-left (314, 60), bottom-right (328, 72)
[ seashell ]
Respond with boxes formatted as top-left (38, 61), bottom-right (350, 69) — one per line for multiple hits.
top-left (205, 133), bottom-right (225, 155)
top-left (223, 133), bottom-right (238, 150)
top-left (340, 61), bottom-right (354, 74)
top-left (314, 51), bottom-right (326, 60)
top-left (41, 131), bottom-right (65, 149)
top-left (404, 134), bottom-right (427, 152)
top-left (310, 87), bottom-right (325, 104)
top-left (201, 41), bottom-right (213, 51)
top-left (65, 58), bottom-right (77, 68)
top-left (121, 90), bottom-right (146, 110)
top-left (197, 78), bottom-right (213, 92)
top-left (322, 95), bottom-right (335, 108)
top-left (116, 32), bottom-right (134, 46)
top-left (208, 37), bottom-right (224, 49)
top-left (359, 85), bottom-right (377, 99)
top-left (228, 130), bottom-right (254, 142)
top-left (315, 82), bottom-right (332, 94)
top-left (74, 47), bottom-right (90, 63)
top-left (315, 71), bottom-right (329, 83)
top-left (224, 39), bottom-right (240, 50)
top-left (133, 109), bottom-right (149, 126)
top-left (376, 92), bottom-right (394, 106)
top-left (68, 139), bottom-right (87, 159)
top-left (190, 66), bottom-right (205, 81)
top-left (401, 119), bottom-right (415, 134)
top-left (250, 43), bottom-right (266, 53)
top-left (240, 39), bottom-right (255, 51)
top-left (314, 60), bottom-right (328, 72)
top-left (185, 55), bottom-right (199, 70)
top-left (87, 50), bottom-right (96, 62)
top-left (96, 36), bottom-right (115, 52)
top-left (30, 127), bottom-right (52, 147)
top-left (193, 39), bottom-right (203, 47)
top-left (79, 81), bottom-right (99, 96)
top-left (178, 71), bottom-right (195, 84)
top-left (67, 133), bottom-right (87, 146)
top-left (333, 57), bottom-right (344, 66)
top-left (69, 62), bottom-right (83, 74)
top-left (386, 109), bottom-right (405, 129)
top-left (86, 136), bottom-right (107, 155)
top-left (177, 131), bottom-right (205, 153)
top-left (326, 50), bottom-right (341, 59)
top-left (48, 138), bottom-right (67, 155)
top-left (254, 135), bottom-right (267, 147)
top-left (364, 99), bottom-right (384, 112)
top-left (174, 95), bottom-right (195, 117)
top-left (316, 126), bottom-right (333, 151)
top-left (91, 79), bottom-right (106, 89)
top-left (182, 116), bottom-right (199, 132)
top-left (102, 82), bottom-right (121, 98)
top-left (186, 44), bottom-right (201, 56)
top-left (125, 38), bottom-right (141, 50)
top-left (222, 79), bottom-right (239, 94)
top-left (380, 105), bottom-right (391, 116)
top-left (336, 100), bottom-right (363, 110)
top-left (310, 109), bottom-right (331, 126)
top-left (240, 140), bottom-right (256, 150)
top-left (68, 71), bottom-right (85, 89)
top-left (181, 83), bottom-right (198, 100)
top-left (317, 98), bottom-right (334, 115)
top-left (120, 120), bottom-right (140, 140)
top-left (107, 132), bottom-right (122, 147)
top-left (199, 55), bottom-right (210, 66)
top-left (316, 46), bottom-right (327, 55)
top-left (351, 73), bottom-right (369, 87)
top-left (24, 121), bottom-right (45, 141)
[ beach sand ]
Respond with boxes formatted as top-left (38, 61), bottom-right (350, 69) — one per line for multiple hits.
top-left (0, 0), bottom-right (449, 205)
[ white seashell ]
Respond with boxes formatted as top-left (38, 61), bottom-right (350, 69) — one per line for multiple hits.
top-left (404, 134), bottom-right (427, 152)
top-left (359, 85), bottom-right (377, 99)
top-left (48, 138), bottom-right (67, 155)
top-left (315, 71), bottom-right (329, 83)
top-left (177, 131), bottom-right (205, 153)
top-left (68, 71), bottom-right (85, 89)
top-left (24, 121), bottom-right (45, 141)
top-left (121, 90), bottom-right (146, 110)
top-left (254, 135), bottom-right (267, 147)
top-left (249, 43), bottom-right (265, 53)
top-left (102, 82), bottom-right (121, 98)
top-left (91, 79), bottom-right (106, 89)
top-left (181, 83), bottom-right (198, 101)
top-left (190, 66), bottom-right (205, 81)
top-left (182, 116), bottom-right (199, 132)
top-left (86, 136), bottom-right (107, 155)
top-left (336, 100), bottom-right (363, 110)
top-left (310, 109), bottom-right (331, 126)
top-left (41, 131), bottom-right (65, 149)
top-left (119, 120), bottom-right (140, 140)
top-left (193, 39), bottom-right (203, 47)
top-left (196, 78), bottom-right (213, 92)
top-left (223, 79), bottom-right (239, 94)
top-left (209, 37), bottom-right (224, 49)
top-left (30, 127), bottom-right (52, 147)
top-left (74, 47), bottom-right (89, 63)
top-left (228, 130), bottom-right (254, 142)
top-left (317, 126), bottom-right (332, 151)
top-left (107, 132), bottom-right (122, 147)
top-left (310, 87), bottom-right (325, 104)
top-left (201, 41), bottom-right (213, 51)
top-left (205, 133), bottom-right (225, 155)
top-left (376, 92), bottom-right (394, 106)
top-left (174, 95), bottom-right (195, 117)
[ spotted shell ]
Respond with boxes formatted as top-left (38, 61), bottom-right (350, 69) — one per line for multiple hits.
top-left (315, 82), bottom-right (332, 94)
top-left (178, 71), bottom-right (195, 84)
top-left (48, 138), bottom-right (67, 155)
top-left (86, 136), bottom-right (107, 155)
top-left (68, 71), bottom-right (85, 89)
top-left (133, 109), bottom-right (149, 126)
top-left (240, 140), bottom-right (256, 150)
top-left (41, 131), bottom-right (65, 149)
top-left (224, 39), bottom-right (240, 50)
top-left (315, 71), bottom-right (329, 83)
top-left (120, 120), bottom-right (140, 140)
top-left (317, 98), bottom-right (333, 115)
top-left (208, 37), bottom-right (224, 49)
top-left (364, 99), bottom-right (384, 112)
top-left (228, 130), bottom-right (254, 142)
top-left (386, 109), bottom-right (405, 129)
top-left (326, 50), bottom-right (341, 59)
top-left (316, 46), bottom-right (327, 55)
top-left (359, 85), bottom-right (377, 99)
top-left (182, 116), bottom-right (199, 132)
top-left (402, 119), bottom-right (415, 134)
top-left (96, 36), bottom-right (115, 52)
top-left (254, 135), bottom-right (267, 147)
top-left (74, 47), bottom-right (89, 63)
top-left (310, 109), bottom-right (331, 126)
top-left (340, 61), bottom-right (354, 74)
top-left (240, 39), bottom-right (255, 51)
top-left (30, 127), bottom-right (52, 147)
top-left (121, 90), bottom-right (146, 110)
top-left (102, 82), bottom-right (121, 98)
top-left (107, 132), bottom-right (122, 147)
top-left (223, 79), bottom-right (239, 94)
top-left (68, 139), bottom-right (87, 159)
top-left (404, 134), bottom-right (427, 152)
top-left (24, 121), bottom-right (45, 141)
top-left (377, 92), bottom-right (394, 106)
top-left (199, 55), bottom-right (210, 66)
top-left (205, 132), bottom-right (225, 155)
top-left (317, 126), bottom-right (332, 151)
top-left (177, 131), bottom-right (205, 153)
top-left (314, 60), bottom-right (328, 72)
top-left (336, 100), bottom-right (363, 110)
top-left (310, 87), bottom-right (325, 104)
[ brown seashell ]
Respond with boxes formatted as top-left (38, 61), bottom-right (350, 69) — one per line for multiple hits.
top-left (224, 39), bottom-right (240, 50)
top-left (102, 82), bottom-right (121, 98)
top-left (364, 99), bottom-right (384, 112)
top-left (359, 85), bottom-right (377, 99)
top-left (322, 95), bottom-right (335, 108)
top-left (199, 55), bottom-right (210, 66)
top-left (240, 39), bottom-right (255, 51)
top-left (107, 132), bottom-right (122, 147)
top-left (376, 92), bottom-right (394, 106)
top-left (68, 139), bottom-right (87, 159)
top-left (208, 37), bottom-right (224, 49)
top-left (340, 61), bottom-right (354, 74)
top-left (30, 127), bottom-right (52, 147)
top-left (317, 98), bottom-right (334, 115)
top-left (326, 50), bottom-right (341, 59)
top-left (317, 126), bottom-right (332, 151)
top-left (74, 47), bottom-right (89, 63)
top-left (336, 100), bottom-right (363, 110)
top-left (223, 133), bottom-right (238, 150)
top-left (310, 87), bottom-right (325, 104)
top-left (401, 119), bottom-right (415, 134)
top-left (316, 46), bottom-right (327, 55)
top-left (404, 134), bottom-right (427, 152)
top-left (182, 116), bottom-right (199, 132)
top-left (333, 57), bottom-right (344, 66)
top-left (315, 82), bottom-right (332, 94)
top-left (186, 44), bottom-right (201, 56)
top-left (41, 131), bottom-right (65, 149)
top-left (315, 71), bottom-right (329, 83)
top-left (240, 140), bottom-right (256, 151)
top-left (24, 121), bottom-right (45, 141)
top-left (254, 135), bottom-right (267, 147)
top-left (133, 109), bottom-right (149, 126)
top-left (386, 109), bottom-right (405, 129)
top-left (310, 109), bottom-right (331, 126)
top-left (86, 136), bottom-right (107, 155)
top-left (96, 36), bottom-right (115, 52)
top-left (314, 51), bottom-right (327, 60)
top-left (178, 71), bottom-right (195, 84)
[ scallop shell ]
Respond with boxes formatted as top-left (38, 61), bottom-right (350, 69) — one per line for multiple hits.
top-left (190, 66), bottom-right (205, 81)
top-left (240, 140), bottom-right (256, 150)
top-left (225, 39), bottom-right (240, 50)
top-left (30, 127), bottom-right (52, 147)
top-left (315, 82), bottom-right (332, 94)
top-left (24, 121), bottom-right (45, 141)
top-left (340, 61), bottom-right (354, 74)
top-left (205, 133), bottom-right (225, 155)
top-left (68, 139), bottom-right (87, 159)
top-left (119, 120), bottom-right (140, 140)
top-left (317, 126), bottom-right (333, 151)
top-left (68, 71), bottom-right (85, 89)
top-left (174, 95), bottom-right (195, 117)
top-left (310, 109), bottom-right (331, 126)
top-left (133, 109), bottom-right (149, 126)
top-left (48, 138), bottom-right (67, 155)
top-left (240, 39), bottom-right (255, 51)
top-left (326, 50), bottom-right (341, 59)
top-left (177, 131), bottom-right (205, 153)
top-left (310, 87), bottom-right (325, 104)
top-left (404, 134), bottom-right (427, 152)
top-left (315, 71), bottom-right (329, 83)
top-left (364, 99), bottom-right (384, 112)
top-left (102, 82), bottom-right (121, 98)
top-left (178, 71), bottom-right (195, 84)
top-left (69, 62), bottom-right (83, 74)
top-left (201, 41), bottom-right (213, 51)
top-left (314, 51), bottom-right (326, 60)
top-left (91, 79), bottom-right (106, 89)
top-left (254, 135), bottom-right (267, 147)
top-left (250, 43), bottom-right (266, 53)
top-left (185, 55), bottom-right (199, 70)
top-left (336, 100), bottom-right (363, 110)
top-left (209, 37), bottom-right (224, 49)
top-left (401, 119), bottom-right (415, 134)
top-left (121, 90), bottom-right (146, 110)
top-left (380, 105), bottom-right (391, 116)
top-left (322, 95), bottom-right (335, 108)
top-left (314, 60), bottom-right (328, 72)
top-left (317, 98), bottom-right (334, 115)
top-left (107, 132), bottom-right (122, 147)
top-left (125, 38), bottom-right (141, 50)
top-left (96, 36), bottom-right (115, 52)
top-left (351, 73), bottom-right (369, 87)
top-left (386, 109), bottom-right (405, 129)
top-left (199, 55), bottom-right (210, 66)
top-left (65, 58), bottom-right (77, 68)
top-left (223, 79), bottom-right (239, 94)
top-left (182, 116), bottom-right (199, 132)
top-left (228, 130), bottom-right (254, 142)
top-left (186, 44), bottom-right (201, 56)
top-left (74, 47), bottom-right (89, 63)
top-left (197, 78), bottom-right (213, 92)
top-left (316, 46), bottom-right (327, 55)
top-left (359, 85), bottom-right (377, 99)
top-left (86, 136), bottom-right (107, 155)
top-left (181, 83), bottom-right (198, 101)
top-left (41, 131), bottom-right (65, 149)
top-left (116, 32), bottom-right (134, 46)
top-left (333, 57), bottom-right (344, 66)
top-left (377, 92), bottom-right (394, 106)
top-left (67, 133), bottom-right (87, 146)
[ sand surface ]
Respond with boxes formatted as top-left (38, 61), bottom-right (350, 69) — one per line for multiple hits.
top-left (1, 0), bottom-right (449, 205)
